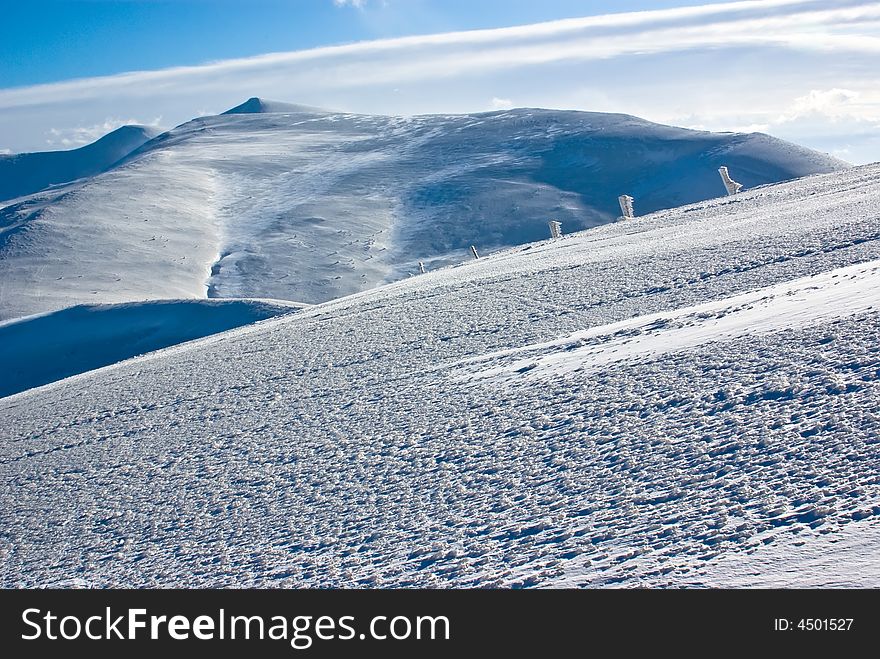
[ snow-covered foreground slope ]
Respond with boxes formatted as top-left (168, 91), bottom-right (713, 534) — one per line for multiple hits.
top-left (0, 299), bottom-right (304, 399)
top-left (0, 125), bottom-right (159, 203)
top-left (677, 517), bottom-right (880, 588)
top-left (460, 259), bottom-right (880, 384)
top-left (1, 164), bottom-right (879, 588)
top-left (0, 101), bottom-right (847, 321)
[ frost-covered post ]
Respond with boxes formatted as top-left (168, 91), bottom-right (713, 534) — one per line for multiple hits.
top-left (470, 245), bottom-right (480, 260)
top-left (548, 220), bottom-right (562, 239)
top-left (618, 194), bottom-right (634, 220)
top-left (419, 261), bottom-right (426, 274)
top-left (718, 166), bottom-right (743, 196)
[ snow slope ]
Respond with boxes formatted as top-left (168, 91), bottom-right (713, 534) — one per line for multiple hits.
top-left (0, 100), bottom-right (847, 321)
top-left (0, 125), bottom-right (159, 203)
top-left (677, 518), bottom-right (880, 588)
top-left (1, 163), bottom-right (878, 588)
top-left (460, 260), bottom-right (880, 384)
top-left (0, 299), bottom-right (304, 399)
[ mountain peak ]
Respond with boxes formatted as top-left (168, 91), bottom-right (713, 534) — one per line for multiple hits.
top-left (95, 124), bottom-right (161, 145)
top-left (0, 124), bottom-right (162, 203)
top-left (222, 97), bottom-right (329, 115)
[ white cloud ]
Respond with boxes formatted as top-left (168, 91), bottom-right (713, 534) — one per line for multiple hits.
top-left (334, 0), bottom-right (367, 7)
top-left (792, 88), bottom-right (859, 114)
top-left (0, 148), bottom-right (10, 155)
top-left (777, 88), bottom-right (880, 123)
top-left (661, 84), bottom-right (880, 164)
top-left (491, 97), bottom-right (513, 110)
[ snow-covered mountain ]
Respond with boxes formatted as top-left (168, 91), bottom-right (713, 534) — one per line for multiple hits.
top-left (0, 125), bottom-right (159, 203)
top-left (1, 163), bottom-right (878, 588)
top-left (0, 99), bottom-right (847, 321)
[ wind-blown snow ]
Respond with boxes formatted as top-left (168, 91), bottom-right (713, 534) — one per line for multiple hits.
top-left (0, 153), bottom-right (223, 321)
top-left (673, 518), bottom-right (880, 588)
top-left (0, 102), bottom-right (847, 321)
top-left (1, 163), bottom-right (877, 588)
top-left (0, 125), bottom-right (159, 203)
top-left (461, 259), bottom-right (880, 384)
top-left (0, 299), bottom-right (304, 399)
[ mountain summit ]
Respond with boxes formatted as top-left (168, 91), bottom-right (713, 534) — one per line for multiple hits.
top-left (0, 125), bottom-right (160, 202)
top-left (222, 97), bottom-right (329, 115)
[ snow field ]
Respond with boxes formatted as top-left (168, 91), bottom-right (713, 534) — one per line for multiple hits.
top-left (0, 163), bottom-right (877, 588)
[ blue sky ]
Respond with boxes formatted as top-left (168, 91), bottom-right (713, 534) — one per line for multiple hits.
top-left (1, 0), bottom-right (879, 162)
top-left (1, 0), bottom-right (737, 87)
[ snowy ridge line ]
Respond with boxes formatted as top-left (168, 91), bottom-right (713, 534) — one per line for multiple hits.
top-left (0, 225), bottom-right (496, 407)
top-left (0, 125), bottom-right (160, 203)
top-left (0, 318), bottom-right (261, 407)
top-left (457, 258), bottom-right (880, 383)
top-left (0, 296), bottom-right (306, 330)
top-left (0, 298), bottom-right (309, 405)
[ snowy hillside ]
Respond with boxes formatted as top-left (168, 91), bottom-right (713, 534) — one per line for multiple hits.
top-left (1, 163), bottom-right (878, 588)
top-left (0, 298), bottom-right (303, 399)
top-left (0, 99), bottom-right (847, 321)
top-left (0, 125), bottom-right (159, 203)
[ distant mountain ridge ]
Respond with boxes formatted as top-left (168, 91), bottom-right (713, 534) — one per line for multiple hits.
top-left (0, 298), bottom-right (304, 398)
top-left (0, 99), bottom-right (850, 320)
top-left (0, 125), bottom-right (160, 202)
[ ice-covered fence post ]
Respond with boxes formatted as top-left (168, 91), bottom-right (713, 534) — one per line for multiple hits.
top-left (718, 166), bottom-right (743, 196)
top-left (470, 245), bottom-right (480, 259)
top-left (548, 220), bottom-right (563, 239)
top-left (419, 261), bottom-right (426, 274)
top-left (618, 194), bottom-right (634, 220)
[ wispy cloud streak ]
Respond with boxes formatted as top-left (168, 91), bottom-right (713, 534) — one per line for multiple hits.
top-left (1, 0), bottom-right (877, 108)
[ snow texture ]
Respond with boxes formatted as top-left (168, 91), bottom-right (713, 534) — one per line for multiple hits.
top-left (0, 101), bottom-right (847, 321)
top-left (1, 163), bottom-right (878, 588)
